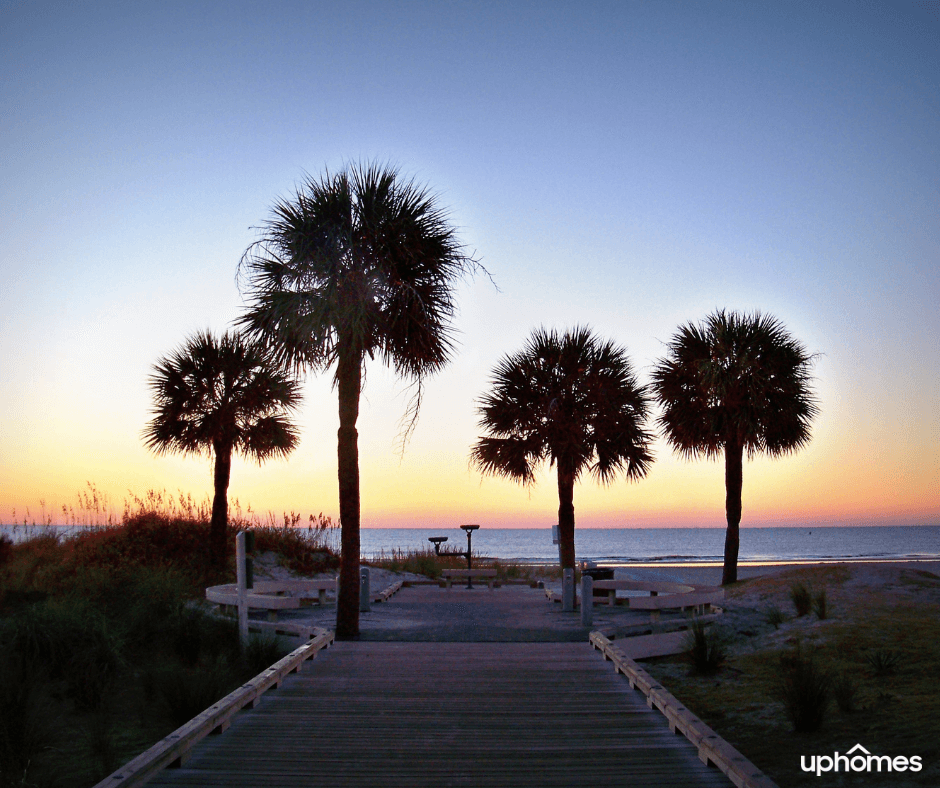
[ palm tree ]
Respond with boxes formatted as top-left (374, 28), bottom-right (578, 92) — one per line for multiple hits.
top-left (237, 162), bottom-right (479, 637)
top-left (143, 330), bottom-right (301, 564)
top-left (651, 310), bottom-right (819, 585)
top-left (471, 326), bottom-right (654, 570)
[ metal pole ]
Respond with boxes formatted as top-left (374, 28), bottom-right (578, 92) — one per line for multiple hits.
top-left (360, 567), bottom-right (371, 612)
top-left (466, 527), bottom-right (473, 589)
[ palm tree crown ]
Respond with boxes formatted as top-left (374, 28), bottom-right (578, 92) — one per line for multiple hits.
top-left (143, 330), bottom-right (301, 562)
top-left (651, 310), bottom-right (819, 583)
top-left (237, 162), bottom-right (476, 386)
top-left (237, 162), bottom-right (479, 636)
top-left (472, 326), bottom-right (653, 569)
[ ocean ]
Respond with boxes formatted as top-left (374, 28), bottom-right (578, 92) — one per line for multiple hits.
top-left (6, 523), bottom-right (937, 567)
top-left (357, 525), bottom-right (940, 566)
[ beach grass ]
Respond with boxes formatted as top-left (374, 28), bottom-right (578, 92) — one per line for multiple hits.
top-left (641, 563), bottom-right (940, 787)
top-left (364, 547), bottom-right (559, 583)
top-left (0, 493), bottom-right (331, 788)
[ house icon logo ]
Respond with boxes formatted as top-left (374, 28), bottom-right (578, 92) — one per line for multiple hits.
top-left (800, 743), bottom-right (923, 776)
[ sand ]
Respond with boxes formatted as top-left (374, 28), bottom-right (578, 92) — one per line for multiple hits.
top-left (243, 551), bottom-right (940, 646)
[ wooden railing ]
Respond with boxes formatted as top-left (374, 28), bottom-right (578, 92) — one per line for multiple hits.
top-left (589, 631), bottom-right (778, 788)
top-left (93, 628), bottom-right (334, 788)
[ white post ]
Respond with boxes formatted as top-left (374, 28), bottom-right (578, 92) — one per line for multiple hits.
top-left (562, 568), bottom-right (575, 612)
top-left (581, 574), bottom-right (593, 626)
top-left (360, 567), bottom-right (371, 612)
top-left (236, 531), bottom-right (249, 649)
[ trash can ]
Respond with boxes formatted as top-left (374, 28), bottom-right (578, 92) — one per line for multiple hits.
top-left (581, 564), bottom-right (614, 596)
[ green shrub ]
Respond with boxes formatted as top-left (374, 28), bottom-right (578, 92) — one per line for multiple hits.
top-left (151, 656), bottom-right (240, 728)
top-left (778, 644), bottom-right (830, 732)
top-left (0, 599), bottom-right (125, 711)
top-left (789, 582), bottom-right (813, 617)
top-left (683, 619), bottom-right (730, 675)
top-left (0, 653), bottom-right (58, 785)
top-left (866, 649), bottom-right (900, 676)
top-left (812, 589), bottom-right (828, 620)
top-left (242, 631), bottom-right (289, 676)
top-left (764, 605), bottom-right (787, 629)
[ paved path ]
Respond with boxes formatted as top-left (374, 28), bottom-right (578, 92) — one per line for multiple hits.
top-left (263, 582), bottom-right (653, 642)
top-left (148, 641), bottom-right (731, 788)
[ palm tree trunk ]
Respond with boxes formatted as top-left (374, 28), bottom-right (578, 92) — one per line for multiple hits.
top-left (211, 442), bottom-right (232, 568)
top-left (556, 465), bottom-right (576, 570)
top-left (722, 438), bottom-right (743, 585)
top-left (335, 346), bottom-right (363, 638)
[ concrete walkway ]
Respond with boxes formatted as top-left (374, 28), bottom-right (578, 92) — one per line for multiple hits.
top-left (261, 582), bottom-right (655, 642)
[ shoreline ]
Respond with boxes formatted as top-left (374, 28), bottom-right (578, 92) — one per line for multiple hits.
top-left (584, 559), bottom-right (940, 587)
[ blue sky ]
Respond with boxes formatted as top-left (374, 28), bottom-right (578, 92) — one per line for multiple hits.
top-left (1, 1), bottom-right (937, 528)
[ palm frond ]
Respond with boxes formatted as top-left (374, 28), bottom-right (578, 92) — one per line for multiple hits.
top-left (142, 331), bottom-right (302, 463)
top-left (651, 309), bottom-right (819, 459)
top-left (473, 325), bottom-right (653, 487)
top-left (237, 161), bottom-right (483, 432)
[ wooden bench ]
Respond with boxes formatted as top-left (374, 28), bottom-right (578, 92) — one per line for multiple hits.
top-left (592, 579), bottom-right (694, 606)
top-left (206, 580), bottom-right (338, 621)
top-left (581, 580), bottom-right (723, 622)
top-left (440, 569), bottom-right (498, 589)
top-left (626, 588), bottom-right (725, 622)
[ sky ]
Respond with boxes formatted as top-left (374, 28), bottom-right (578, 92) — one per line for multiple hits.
top-left (1, 0), bottom-right (938, 531)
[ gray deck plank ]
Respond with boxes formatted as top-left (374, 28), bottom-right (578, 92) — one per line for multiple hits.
top-left (148, 642), bottom-right (731, 788)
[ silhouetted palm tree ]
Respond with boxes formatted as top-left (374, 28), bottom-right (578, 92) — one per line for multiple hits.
top-left (471, 327), bottom-right (653, 569)
top-left (651, 310), bottom-right (819, 584)
top-left (237, 162), bottom-right (479, 637)
top-left (143, 331), bottom-right (301, 564)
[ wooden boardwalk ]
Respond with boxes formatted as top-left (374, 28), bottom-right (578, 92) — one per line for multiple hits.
top-left (148, 642), bottom-right (732, 788)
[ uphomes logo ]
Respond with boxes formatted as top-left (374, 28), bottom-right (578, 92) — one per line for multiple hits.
top-left (801, 744), bottom-right (923, 776)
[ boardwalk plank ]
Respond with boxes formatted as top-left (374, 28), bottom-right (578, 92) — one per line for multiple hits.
top-left (148, 642), bottom-right (731, 788)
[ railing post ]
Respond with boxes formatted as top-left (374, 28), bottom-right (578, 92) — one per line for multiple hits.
top-left (581, 574), bottom-right (593, 626)
top-left (236, 532), bottom-right (249, 649)
top-left (562, 568), bottom-right (575, 612)
top-left (360, 567), bottom-right (371, 612)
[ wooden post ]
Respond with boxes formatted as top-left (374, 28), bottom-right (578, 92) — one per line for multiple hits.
top-left (236, 532), bottom-right (248, 650)
top-left (581, 575), bottom-right (593, 626)
top-left (563, 569), bottom-right (575, 612)
top-left (359, 567), bottom-right (371, 612)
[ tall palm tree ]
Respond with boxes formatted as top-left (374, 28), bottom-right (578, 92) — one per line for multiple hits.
top-left (471, 326), bottom-right (654, 569)
top-left (237, 162), bottom-right (479, 637)
top-left (651, 310), bottom-right (819, 585)
top-left (143, 330), bottom-right (301, 564)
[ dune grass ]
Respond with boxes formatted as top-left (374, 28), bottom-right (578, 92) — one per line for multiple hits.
top-left (641, 565), bottom-right (940, 787)
top-left (364, 546), bottom-right (559, 583)
top-left (0, 491), bottom-right (338, 788)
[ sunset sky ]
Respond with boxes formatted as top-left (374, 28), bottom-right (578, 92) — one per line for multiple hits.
top-left (2, 1), bottom-right (937, 530)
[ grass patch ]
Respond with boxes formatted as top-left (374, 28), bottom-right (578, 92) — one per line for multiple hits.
top-left (683, 619), bottom-right (731, 675)
top-left (865, 648), bottom-right (900, 677)
top-left (641, 566), bottom-right (940, 787)
top-left (763, 605), bottom-right (787, 629)
top-left (778, 643), bottom-right (830, 732)
top-left (789, 582), bottom-right (813, 616)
